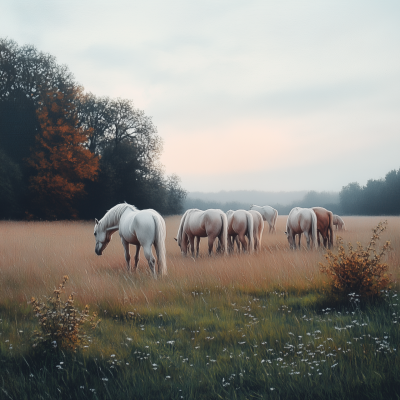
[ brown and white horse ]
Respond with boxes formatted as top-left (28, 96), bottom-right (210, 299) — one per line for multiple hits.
top-left (312, 207), bottom-right (334, 249)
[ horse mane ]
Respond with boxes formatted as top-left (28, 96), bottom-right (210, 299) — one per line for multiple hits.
top-left (99, 203), bottom-right (138, 229)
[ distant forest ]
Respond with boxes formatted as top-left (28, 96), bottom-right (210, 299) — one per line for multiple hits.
top-left (0, 38), bottom-right (186, 220)
top-left (339, 169), bottom-right (400, 215)
top-left (186, 168), bottom-right (400, 216)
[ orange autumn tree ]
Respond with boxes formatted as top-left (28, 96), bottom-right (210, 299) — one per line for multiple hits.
top-left (27, 87), bottom-right (99, 219)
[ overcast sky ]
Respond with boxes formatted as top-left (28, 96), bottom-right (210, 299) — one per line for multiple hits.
top-left (1, 1), bottom-right (399, 192)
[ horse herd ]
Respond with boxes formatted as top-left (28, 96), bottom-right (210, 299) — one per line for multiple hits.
top-left (93, 203), bottom-right (346, 278)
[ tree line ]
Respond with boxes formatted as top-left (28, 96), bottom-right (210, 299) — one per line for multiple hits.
top-left (0, 38), bottom-right (186, 220)
top-left (186, 173), bottom-right (400, 216)
top-left (339, 168), bottom-right (400, 215)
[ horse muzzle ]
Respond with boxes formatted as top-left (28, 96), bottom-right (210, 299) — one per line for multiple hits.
top-left (95, 243), bottom-right (103, 256)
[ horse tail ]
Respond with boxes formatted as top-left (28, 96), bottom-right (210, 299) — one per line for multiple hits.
top-left (310, 209), bottom-right (318, 249)
top-left (246, 212), bottom-right (254, 253)
top-left (219, 212), bottom-right (228, 255)
top-left (272, 208), bottom-right (278, 233)
top-left (328, 211), bottom-right (334, 248)
top-left (153, 213), bottom-right (167, 276)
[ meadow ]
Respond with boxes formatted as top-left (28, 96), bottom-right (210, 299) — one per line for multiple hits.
top-left (0, 216), bottom-right (399, 399)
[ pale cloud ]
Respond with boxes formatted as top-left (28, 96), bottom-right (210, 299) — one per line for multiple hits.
top-left (1, 0), bottom-right (400, 192)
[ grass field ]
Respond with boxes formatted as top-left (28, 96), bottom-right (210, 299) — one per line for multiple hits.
top-left (0, 216), bottom-right (399, 399)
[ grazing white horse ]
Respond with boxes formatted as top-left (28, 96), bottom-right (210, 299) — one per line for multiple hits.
top-left (94, 203), bottom-right (167, 277)
top-left (333, 214), bottom-right (346, 231)
top-left (285, 207), bottom-right (318, 249)
top-left (250, 205), bottom-right (278, 233)
top-left (176, 209), bottom-right (228, 256)
top-left (226, 210), bottom-right (254, 254)
top-left (249, 210), bottom-right (264, 251)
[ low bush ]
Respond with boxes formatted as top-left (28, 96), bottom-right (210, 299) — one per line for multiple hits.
top-left (30, 275), bottom-right (100, 351)
top-left (319, 221), bottom-right (392, 299)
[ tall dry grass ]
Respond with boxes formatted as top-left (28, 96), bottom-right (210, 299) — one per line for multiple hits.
top-left (0, 216), bottom-right (399, 310)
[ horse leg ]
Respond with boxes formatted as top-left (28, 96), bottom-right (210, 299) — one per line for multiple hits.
top-left (216, 238), bottom-right (222, 254)
top-left (317, 231), bottom-right (321, 247)
top-left (298, 233), bottom-right (301, 249)
top-left (208, 236), bottom-right (215, 256)
top-left (322, 230), bottom-right (328, 248)
top-left (134, 244), bottom-right (140, 271)
top-left (181, 234), bottom-right (189, 256)
top-left (188, 234), bottom-right (195, 257)
top-left (328, 225), bottom-right (333, 249)
top-left (121, 237), bottom-right (131, 271)
top-left (304, 231), bottom-right (310, 249)
top-left (231, 235), bottom-right (239, 253)
top-left (216, 237), bottom-right (224, 254)
top-left (238, 234), bottom-right (247, 252)
top-left (227, 235), bottom-right (232, 254)
top-left (195, 236), bottom-right (200, 257)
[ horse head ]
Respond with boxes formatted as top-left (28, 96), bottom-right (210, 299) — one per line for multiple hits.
top-left (94, 218), bottom-right (114, 256)
top-left (284, 228), bottom-right (295, 248)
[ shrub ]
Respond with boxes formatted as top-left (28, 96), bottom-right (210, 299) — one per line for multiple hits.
top-left (319, 221), bottom-right (392, 299)
top-left (30, 275), bottom-right (100, 351)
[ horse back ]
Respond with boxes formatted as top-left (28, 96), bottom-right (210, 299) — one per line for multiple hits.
top-left (202, 209), bottom-right (225, 237)
top-left (120, 209), bottom-right (156, 245)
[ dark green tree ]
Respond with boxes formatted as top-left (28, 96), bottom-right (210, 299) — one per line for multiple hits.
top-left (0, 148), bottom-right (23, 218)
top-left (1, 37), bottom-right (187, 219)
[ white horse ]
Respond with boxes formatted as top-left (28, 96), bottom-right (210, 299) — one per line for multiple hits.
top-left (94, 203), bottom-right (167, 277)
top-left (250, 205), bottom-right (278, 233)
top-left (226, 210), bottom-right (254, 254)
top-left (248, 210), bottom-right (264, 252)
top-left (175, 209), bottom-right (228, 256)
top-left (285, 207), bottom-right (318, 249)
top-left (333, 214), bottom-right (346, 231)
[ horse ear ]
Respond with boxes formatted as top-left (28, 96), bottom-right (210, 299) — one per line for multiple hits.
top-left (95, 218), bottom-right (99, 225)
top-left (174, 237), bottom-right (177, 241)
